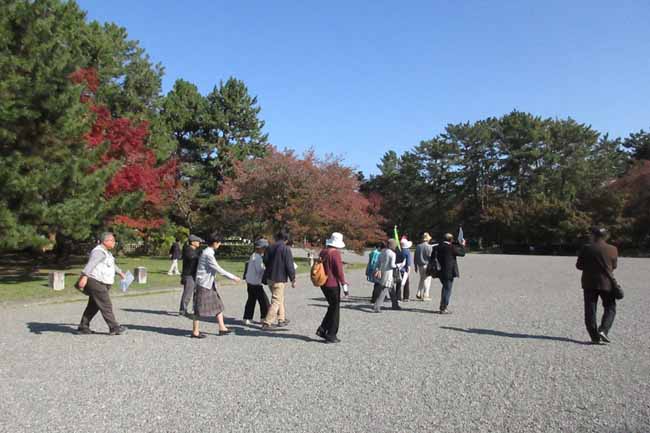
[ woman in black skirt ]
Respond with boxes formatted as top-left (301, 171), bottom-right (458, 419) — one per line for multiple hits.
top-left (191, 233), bottom-right (241, 339)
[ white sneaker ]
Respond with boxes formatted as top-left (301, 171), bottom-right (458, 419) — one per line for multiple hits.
top-left (244, 319), bottom-right (251, 325)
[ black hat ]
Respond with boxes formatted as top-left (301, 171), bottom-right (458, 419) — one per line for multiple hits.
top-left (188, 234), bottom-right (204, 243)
top-left (590, 227), bottom-right (607, 238)
top-left (206, 233), bottom-right (223, 245)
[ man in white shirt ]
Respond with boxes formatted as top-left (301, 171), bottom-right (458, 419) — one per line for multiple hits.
top-left (77, 232), bottom-right (126, 335)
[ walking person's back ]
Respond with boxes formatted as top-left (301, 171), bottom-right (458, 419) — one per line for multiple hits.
top-left (576, 227), bottom-right (619, 344)
top-left (261, 231), bottom-right (296, 329)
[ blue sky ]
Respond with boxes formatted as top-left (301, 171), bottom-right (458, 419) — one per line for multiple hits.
top-left (78, 0), bottom-right (650, 175)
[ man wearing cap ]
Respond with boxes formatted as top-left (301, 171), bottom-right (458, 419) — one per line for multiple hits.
top-left (576, 227), bottom-right (619, 344)
top-left (243, 238), bottom-right (270, 325)
top-left (179, 234), bottom-right (203, 316)
top-left (414, 233), bottom-right (434, 300)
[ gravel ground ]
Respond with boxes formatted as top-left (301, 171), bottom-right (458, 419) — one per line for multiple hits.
top-left (1, 254), bottom-right (649, 433)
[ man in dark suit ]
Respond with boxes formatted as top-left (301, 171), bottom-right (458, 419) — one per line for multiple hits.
top-left (576, 227), bottom-right (619, 344)
top-left (433, 233), bottom-right (466, 313)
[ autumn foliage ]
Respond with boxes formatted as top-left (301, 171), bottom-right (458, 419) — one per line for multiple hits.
top-left (217, 148), bottom-right (384, 251)
top-left (70, 68), bottom-right (177, 228)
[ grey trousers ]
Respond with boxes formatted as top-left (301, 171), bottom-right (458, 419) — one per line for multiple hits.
top-left (373, 284), bottom-right (399, 311)
top-left (179, 276), bottom-right (196, 312)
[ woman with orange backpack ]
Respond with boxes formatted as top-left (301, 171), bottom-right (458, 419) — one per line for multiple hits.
top-left (316, 232), bottom-right (348, 344)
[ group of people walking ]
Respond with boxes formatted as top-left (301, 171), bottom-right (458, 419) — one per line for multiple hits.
top-left (75, 225), bottom-right (621, 346)
top-left (367, 232), bottom-right (466, 314)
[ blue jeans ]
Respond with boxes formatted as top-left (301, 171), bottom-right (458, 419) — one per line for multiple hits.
top-left (439, 278), bottom-right (454, 311)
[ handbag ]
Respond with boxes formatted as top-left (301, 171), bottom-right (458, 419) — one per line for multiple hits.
top-left (73, 275), bottom-right (88, 295)
top-left (595, 256), bottom-right (624, 300)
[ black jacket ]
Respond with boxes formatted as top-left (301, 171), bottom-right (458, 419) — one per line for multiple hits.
top-left (263, 241), bottom-right (296, 284)
top-left (169, 242), bottom-right (182, 260)
top-left (434, 242), bottom-right (465, 280)
top-left (181, 244), bottom-right (200, 277)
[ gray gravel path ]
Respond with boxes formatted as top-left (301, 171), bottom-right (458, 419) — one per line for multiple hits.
top-left (1, 254), bottom-right (649, 433)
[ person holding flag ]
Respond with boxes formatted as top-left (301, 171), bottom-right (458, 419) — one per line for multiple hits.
top-left (434, 232), bottom-right (466, 314)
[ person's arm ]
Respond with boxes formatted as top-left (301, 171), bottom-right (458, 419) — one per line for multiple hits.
top-left (611, 247), bottom-right (618, 270)
top-left (285, 247), bottom-right (296, 286)
top-left (333, 251), bottom-right (346, 286)
top-left (210, 256), bottom-right (240, 282)
top-left (82, 249), bottom-right (105, 277)
top-left (576, 247), bottom-right (585, 270)
top-left (114, 262), bottom-right (124, 279)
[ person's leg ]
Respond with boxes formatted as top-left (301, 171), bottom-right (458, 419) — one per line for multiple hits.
top-left (216, 312), bottom-right (228, 332)
top-left (371, 283), bottom-right (381, 304)
top-left (179, 277), bottom-right (195, 313)
top-left (319, 286), bottom-right (333, 334)
top-left (389, 284), bottom-right (400, 309)
top-left (257, 286), bottom-right (270, 320)
top-left (440, 279), bottom-right (453, 311)
top-left (423, 274), bottom-right (432, 299)
top-left (417, 269), bottom-right (425, 299)
top-left (244, 283), bottom-right (257, 320)
top-left (89, 283), bottom-right (120, 331)
top-left (79, 296), bottom-right (99, 330)
top-left (583, 290), bottom-right (599, 342)
top-left (192, 319), bottom-right (201, 336)
top-left (373, 286), bottom-right (388, 312)
top-left (402, 272), bottom-right (410, 300)
top-left (168, 260), bottom-right (175, 275)
top-left (599, 292), bottom-right (617, 337)
top-left (264, 282), bottom-right (281, 325)
top-left (330, 286), bottom-right (341, 337)
top-left (276, 283), bottom-right (286, 322)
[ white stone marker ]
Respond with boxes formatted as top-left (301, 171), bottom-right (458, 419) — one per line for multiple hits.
top-left (134, 266), bottom-right (147, 284)
top-left (48, 271), bottom-right (65, 291)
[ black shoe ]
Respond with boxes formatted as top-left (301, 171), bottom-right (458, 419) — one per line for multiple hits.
top-left (76, 327), bottom-right (95, 335)
top-left (590, 339), bottom-right (604, 345)
top-left (191, 332), bottom-right (207, 339)
top-left (324, 337), bottom-right (340, 344)
top-left (598, 331), bottom-right (610, 343)
top-left (179, 310), bottom-right (187, 316)
top-left (316, 327), bottom-right (326, 338)
top-left (392, 305), bottom-right (402, 310)
top-left (218, 329), bottom-right (232, 336)
top-left (109, 326), bottom-right (127, 335)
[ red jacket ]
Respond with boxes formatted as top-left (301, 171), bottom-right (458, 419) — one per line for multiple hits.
top-left (319, 247), bottom-right (346, 288)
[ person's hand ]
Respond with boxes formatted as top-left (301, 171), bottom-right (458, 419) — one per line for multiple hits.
top-left (461, 239), bottom-right (467, 247)
top-left (233, 276), bottom-right (241, 283)
top-left (78, 275), bottom-right (88, 289)
top-left (118, 272), bottom-right (126, 280)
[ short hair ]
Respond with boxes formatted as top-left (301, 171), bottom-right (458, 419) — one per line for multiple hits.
top-left (387, 238), bottom-right (397, 249)
top-left (207, 232), bottom-right (223, 245)
top-left (443, 233), bottom-right (453, 242)
top-left (101, 232), bottom-right (115, 242)
top-left (378, 241), bottom-right (386, 249)
top-left (274, 230), bottom-right (289, 242)
top-left (591, 227), bottom-right (608, 240)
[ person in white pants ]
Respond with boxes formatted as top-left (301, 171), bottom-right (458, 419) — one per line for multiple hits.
top-left (414, 233), bottom-right (434, 300)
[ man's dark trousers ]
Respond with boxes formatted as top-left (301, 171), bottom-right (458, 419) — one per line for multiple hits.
top-left (244, 283), bottom-right (270, 320)
top-left (179, 276), bottom-right (196, 313)
top-left (439, 278), bottom-right (454, 311)
top-left (80, 278), bottom-right (119, 331)
top-left (583, 289), bottom-right (616, 340)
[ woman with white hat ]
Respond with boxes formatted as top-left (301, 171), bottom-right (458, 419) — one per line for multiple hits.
top-left (316, 232), bottom-right (348, 343)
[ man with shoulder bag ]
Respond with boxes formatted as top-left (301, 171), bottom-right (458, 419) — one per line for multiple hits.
top-left (576, 227), bottom-right (621, 345)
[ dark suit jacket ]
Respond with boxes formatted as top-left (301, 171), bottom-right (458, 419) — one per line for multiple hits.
top-left (434, 242), bottom-right (466, 280)
top-left (263, 241), bottom-right (296, 284)
top-left (576, 241), bottom-right (618, 292)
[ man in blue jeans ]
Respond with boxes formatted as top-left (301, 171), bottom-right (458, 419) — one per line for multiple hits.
top-left (433, 233), bottom-right (466, 313)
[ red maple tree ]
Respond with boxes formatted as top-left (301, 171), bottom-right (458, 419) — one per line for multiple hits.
top-left (218, 147), bottom-right (384, 251)
top-left (70, 68), bottom-right (176, 230)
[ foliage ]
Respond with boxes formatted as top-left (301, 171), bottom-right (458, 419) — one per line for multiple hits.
top-left (364, 111), bottom-right (633, 248)
top-left (216, 147), bottom-right (385, 251)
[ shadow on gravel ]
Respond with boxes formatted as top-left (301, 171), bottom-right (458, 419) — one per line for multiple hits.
top-left (440, 326), bottom-right (589, 345)
top-left (307, 303), bottom-right (430, 314)
top-left (122, 308), bottom-right (178, 316)
top-left (122, 324), bottom-right (190, 337)
top-left (27, 322), bottom-right (80, 335)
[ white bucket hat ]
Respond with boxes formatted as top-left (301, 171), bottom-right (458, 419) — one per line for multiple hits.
top-left (326, 232), bottom-right (345, 249)
top-left (400, 237), bottom-right (413, 249)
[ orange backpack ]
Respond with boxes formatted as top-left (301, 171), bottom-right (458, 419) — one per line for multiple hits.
top-left (310, 259), bottom-right (328, 287)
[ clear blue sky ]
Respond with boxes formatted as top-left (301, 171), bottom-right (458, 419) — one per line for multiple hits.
top-left (78, 0), bottom-right (650, 175)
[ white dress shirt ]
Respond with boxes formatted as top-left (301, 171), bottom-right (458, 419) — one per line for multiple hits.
top-left (195, 247), bottom-right (237, 289)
